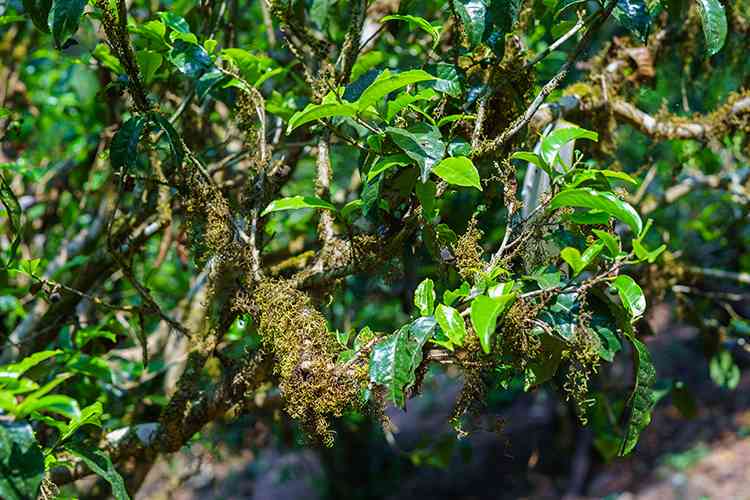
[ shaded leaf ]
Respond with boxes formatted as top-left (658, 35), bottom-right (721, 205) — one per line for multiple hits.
top-left (381, 15), bottom-right (441, 49)
top-left (387, 124), bottom-right (445, 182)
top-left (22, 0), bottom-right (52, 33)
top-left (48, 0), bottom-right (86, 49)
top-left (369, 318), bottom-right (436, 407)
top-left (0, 173), bottom-right (22, 268)
top-left (0, 421), bottom-right (44, 500)
top-left (65, 443), bottom-right (130, 500)
top-left (367, 154), bottom-right (411, 181)
top-left (619, 337), bottom-right (656, 455)
top-left (613, 0), bottom-right (651, 42)
top-left (110, 115), bottom-right (147, 171)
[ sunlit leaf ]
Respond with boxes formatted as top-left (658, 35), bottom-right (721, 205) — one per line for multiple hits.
top-left (611, 275), bottom-right (646, 319)
top-left (261, 195), bottom-right (336, 216)
top-left (550, 188), bottom-right (643, 235)
top-left (696, 0), bottom-right (727, 56)
top-left (470, 294), bottom-right (515, 353)
top-left (431, 156), bottom-right (482, 190)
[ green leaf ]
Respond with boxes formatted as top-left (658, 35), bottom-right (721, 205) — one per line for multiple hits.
top-left (0, 350), bottom-right (62, 381)
top-left (470, 294), bottom-right (515, 353)
top-left (592, 229), bottom-right (622, 258)
top-left (612, 0), bottom-right (651, 42)
top-left (59, 401), bottom-right (103, 443)
top-left (369, 318), bottom-right (436, 407)
top-left (22, 0), bottom-right (53, 33)
top-left (387, 124), bottom-right (445, 183)
top-left (169, 39), bottom-right (213, 78)
top-left (261, 195), bottom-right (336, 216)
top-left (286, 102), bottom-right (359, 133)
top-left (709, 351), bottom-right (740, 389)
top-left (696, 0), bottom-right (727, 56)
top-left (136, 50), bottom-right (163, 85)
top-left (158, 11), bottom-right (190, 33)
top-left (381, 15), bottom-right (441, 49)
top-left (540, 126), bottom-right (598, 169)
top-left (367, 154), bottom-right (411, 181)
top-left (539, 292), bottom-right (579, 340)
top-left (414, 278), bottom-right (436, 316)
top-left (589, 310), bottom-right (622, 362)
top-left (310, 0), bottom-right (335, 29)
top-left (110, 115), bottom-right (147, 171)
top-left (0, 173), bottom-right (22, 269)
top-left (149, 112), bottom-right (185, 166)
top-left (415, 179), bottom-right (437, 219)
top-left (611, 275), bottom-right (646, 319)
top-left (64, 443), bottom-right (130, 500)
top-left (221, 49), bottom-right (277, 86)
top-left (0, 421), bottom-right (44, 500)
top-left (619, 337), bottom-right (656, 455)
top-left (550, 188), bottom-right (643, 235)
top-left (75, 325), bottom-right (117, 348)
top-left (568, 169), bottom-right (639, 188)
top-left (510, 151), bottom-right (553, 177)
top-left (435, 304), bottom-right (467, 348)
top-left (355, 69), bottom-right (436, 111)
top-left (16, 394), bottom-right (80, 419)
top-left (560, 240), bottom-right (604, 277)
top-left (431, 156), bottom-right (482, 191)
top-left (425, 63), bottom-right (463, 98)
top-left (48, 0), bottom-right (86, 49)
top-left (443, 282), bottom-right (470, 306)
top-left (453, 0), bottom-right (487, 47)
top-left (633, 239), bottom-right (666, 264)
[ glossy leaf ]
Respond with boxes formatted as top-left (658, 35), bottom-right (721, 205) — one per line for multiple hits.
top-left (369, 318), bottom-right (436, 407)
top-left (387, 124), bottom-right (445, 182)
top-left (0, 421), bottom-right (44, 500)
top-left (538, 292), bottom-right (578, 341)
top-left (540, 126), bottom-right (598, 169)
top-left (0, 174), bottom-right (22, 268)
top-left (414, 278), bottom-right (436, 316)
top-left (431, 156), bottom-right (482, 190)
top-left (612, 0), bottom-right (651, 42)
top-left (550, 188), bottom-right (643, 235)
top-left (696, 0), bottom-right (727, 56)
top-left (470, 294), bottom-right (515, 353)
top-left (286, 102), bottom-right (359, 133)
top-left (22, 0), bottom-right (52, 33)
top-left (356, 69), bottom-right (436, 111)
top-left (619, 337), bottom-right (656, 455)
top-left (435, 304), bottom-right (467, 347)
top-left (65, 443), bottom-right (130, 500)
top-left (612, 275), bottom-right (646, 319)
top-left (261, 196), bottom-right (336, 216)
top-left (59, 401), bottom-right (103, 443)
top-left (0, 350), bottom-right (62, 381)
top-left (110, 115), bottom-right (147, 171)
top-left (48, 0), bottom-right (86, 48)
top-left (453, 0), bottom-right (486, 47)
top-left (169, 40), bottom-right (213, 78)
